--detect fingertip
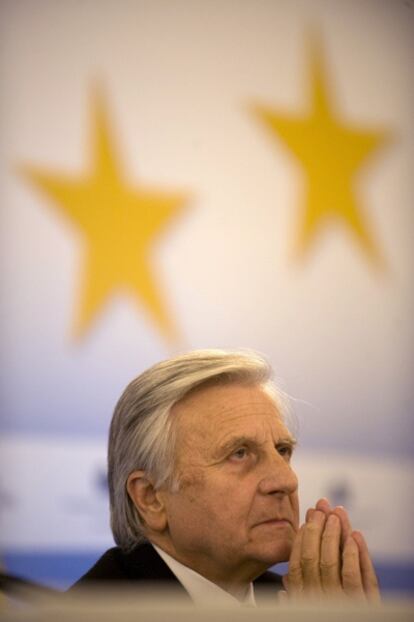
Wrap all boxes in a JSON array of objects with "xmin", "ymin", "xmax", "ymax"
[
  {"xmin": 332, "ymin": 505, "xmax": 350, "ymax": 523},
  {"xmin": 306, "ymin": 508, "xmax": 315, "ymax": 522},
  {"xmin": 316, "ymin": 497, "xmax": 331, "ymax": 512},
  {"xmin": 319, "ymin": 496, "xmax": 331, "ymax": 505}
]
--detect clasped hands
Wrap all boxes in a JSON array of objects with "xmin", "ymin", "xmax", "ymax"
[{"xmin": 284, "ymin": 498, "xmax": 380, "ymax": 602}]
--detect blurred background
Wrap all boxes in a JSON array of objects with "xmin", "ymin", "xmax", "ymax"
[{"xmin": 0, "ymin": 0, "xmax": 413, "ymax": 595}]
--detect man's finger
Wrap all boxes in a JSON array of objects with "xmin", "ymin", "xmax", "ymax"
[
  {"xmin": 320, "ymin": 513, "xmax": 342, "ymax": 593},
  {"xmin": 305, "ymin": 498, "xmax": 331, "ymax": 523},
  {"xmin": 332, "ymin": 505, "xmax": 353, "ymax": 548},
  {"xmin": 342, "ymin": 536, "xmax": 365, "ymax": 599},
  {"xmin": 316, "ymin": 498, "xmax": 332, "ymax": 515},
  {"xmin": 287, "ymin": 525, "xmax": 304, "ymax": 595},
  {"xmin": 352, "ymin": 530, "xmax": 381, "ymax": 603},
  {"xmin": 306, "ymin": 508, "xmax": 315, "ymax": 522},
  {"xmin": 300, "ymin": 510, "xmax": 326, "ymax": 591}
]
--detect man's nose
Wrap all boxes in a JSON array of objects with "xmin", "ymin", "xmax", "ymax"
[{"xmin": 258, "ymin": 451, "xmax": 298, "ymax": 496}]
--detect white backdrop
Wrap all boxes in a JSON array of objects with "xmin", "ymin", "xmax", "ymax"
[{"xmin": 0, "ymin": 0, "xmax": 413, "ymax": 592}]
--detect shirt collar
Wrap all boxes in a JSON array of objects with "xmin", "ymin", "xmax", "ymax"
[{"xmin": 152, "ymin": 544, "xmax": 257, "ymax": 607}]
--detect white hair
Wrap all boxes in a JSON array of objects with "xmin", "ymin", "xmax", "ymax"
[{"xmin": 108, "ymin": 348, "xmax": 288, "ymax": 551}]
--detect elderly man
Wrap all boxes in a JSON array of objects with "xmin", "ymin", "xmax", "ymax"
[{"xmin": 72, "ymin": 349, "xmax": 379, "ymax": 605}]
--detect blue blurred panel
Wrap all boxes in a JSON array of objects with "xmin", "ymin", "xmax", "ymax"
[
  {"xmin": 374, "ymin": 561, "xmax": 414, "ymax": 593},
  {"xmin": 3, "ymin": 551, "xmax": 414, "ymax": 594},
  {"xmin": 2, "ymin": 551, "xmax": 101, "ymax": 589}
]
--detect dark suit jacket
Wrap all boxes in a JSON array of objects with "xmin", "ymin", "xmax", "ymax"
[{"xmin": 70, "ymin": 542, "xmax": 283, "ymax": 603}]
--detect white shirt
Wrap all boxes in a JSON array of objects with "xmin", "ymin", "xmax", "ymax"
[{"xmin": 153, "ymin": 544, "xmax": 257, "ymax": 608}]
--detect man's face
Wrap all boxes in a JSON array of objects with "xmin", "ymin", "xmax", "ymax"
[{"xmin": 157, "ymin": 382, "xmax": 299, "ymax": 584}]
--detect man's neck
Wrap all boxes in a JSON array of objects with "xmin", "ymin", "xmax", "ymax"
[
  {"xmin": 148, "ymin": 535, "xmax": 265, "ymax": 599},
  {"xmin": 153, "ymin": 544, "xmax": 256, "ymax": 606}
]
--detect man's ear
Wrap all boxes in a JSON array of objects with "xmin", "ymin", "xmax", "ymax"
[{"xmin": 126, "ymin": 470, "xmax": 168, "ymax": 533}]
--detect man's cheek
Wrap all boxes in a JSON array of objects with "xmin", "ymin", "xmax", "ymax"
[
  {"xmin": 175, "ymin": 467, "xmax": 206, "ymax": 500},
  {"xmin": 211, "ymin": 492, "xmax": 247, "ymax": 527}
]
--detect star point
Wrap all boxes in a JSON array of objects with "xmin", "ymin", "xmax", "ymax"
[
  {"xmin": 20, "ymin": 88, "xmax": 189, "ymax": 341},
  {"xmin": 252, "ymin": 36, "xmax": 389, "ymax": 267}
]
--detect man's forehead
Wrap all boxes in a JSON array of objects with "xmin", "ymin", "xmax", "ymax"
[
  {"xmin": 212, "ymin": 409, "xmax": 293, "ymax": 447},
  {"xmin": 172, "ymin": 381, "xmax": 287, "ymax": 440},
  {"xmin": 175, "ymin": 380, "xmax": 276, "ymax": 411}
]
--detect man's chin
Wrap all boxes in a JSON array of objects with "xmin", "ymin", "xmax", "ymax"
[{"xmin": 250, "ymin": 541, "xmax": 292, "ymax": 567}]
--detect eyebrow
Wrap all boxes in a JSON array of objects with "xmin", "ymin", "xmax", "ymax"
[{"xmin": 214, "ymin": 434, "xmax": 297, "ymax": 459}]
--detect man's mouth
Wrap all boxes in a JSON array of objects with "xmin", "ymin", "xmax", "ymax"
[{"xmin": 256, "ymin": 518, "xmax": 292, "ymax": 527}]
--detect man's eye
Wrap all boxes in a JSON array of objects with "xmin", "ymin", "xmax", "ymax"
[
  {"xmin": 231, "ymin": 447, "xmax": 248, "ymax": 460},
  {"xmin": 277, "ymin": 445, "xmax": 293, "ymax": 459}
]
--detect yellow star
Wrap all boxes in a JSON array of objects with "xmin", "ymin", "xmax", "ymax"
[
  {"xmin": 252, "ymin": 37, "xmax": 388, "ymax": 266},
  {"xmin": 20, "ymin": 88, "xmax": 189, "ymax": 341}
]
